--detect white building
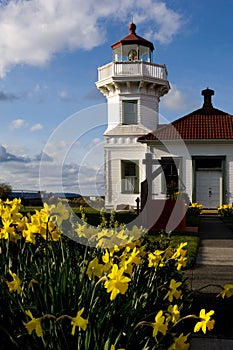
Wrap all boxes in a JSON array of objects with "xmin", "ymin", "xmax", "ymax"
[
  {"xmin": 97, "ymin": 23, "xmax": 233, "ymax": 210},
  {"xmin": 96, "ymin": 23, "xmax": 170, "ymax": 210},
  {"xmin": 138, "ymin": 87, "xmax": 233, "ymax": 209}
]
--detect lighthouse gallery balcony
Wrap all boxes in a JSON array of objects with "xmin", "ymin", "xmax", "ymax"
[{"xmin": 97, "ymin": 61, "xmax": 168, "ymax": 82}]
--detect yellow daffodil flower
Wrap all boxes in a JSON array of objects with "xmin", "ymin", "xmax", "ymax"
[
  {"xmin": 23, "ymin": 310, "xmax": 43, "ymax": 337},
  {"xmin": 71, "ymin": 307, "xmax": 88, "ymax": 335},
  {"xmin": 152, "ymin": 310, "xmax": 168, "ymax": 339},
  {"xmin": 86, "ymin": 257, "xmax": 104, "ymax": 280},
  {"xmin": 194, "ymin": 309, "xmax": 215, "ymax": 334},
  {"xmin": 217, "ymin": 284, "xmax": 233, "ymax": 299},
  {"xmin": 6, "ymin": 270, "xmax": 23, "ymax": 294},
  {"xmin": 164, "ymin": 279, "xmax": 182, "ymax": 302},
  {"xmin": 110, "ymin": 345, "xmax": 125, "ymax": 350},
  {"xmin": 172, "ymin": 242, "xmax": 187, "ymax": 260},
  {"xmin": 22, "ymin": 225, "xmax": 36, "ymax": 244},
  {"xmin": 176, "ymin": 256, "xmax": 187, "ymax": 271},
  {"xmin": 148, "ymin": 250, "xmax": 164, "ymax": 268},
  {"xmin": 0, "ymin": 220, "xmax": 20, "ymax": 242},
  {"xmin": 104, "ymin": 264, "xmax": 131, "ymax": 301},
  {"xmin": 49, "ymin": 201, "xmax": 70, "ymax": 227},
  {"xmin": 16, "ymin": 216, "xmax": 28, "ymax": 232},
  {"xmin": 168, "ymin": 333, "xmax": 190, "ymax": 350},
  {"xmin": 166, "ymin": 304, "xmax": 180, "ymax": 324}
]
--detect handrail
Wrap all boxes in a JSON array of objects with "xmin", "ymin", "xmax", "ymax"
[{"xmin": 98, "ymin": 61, "xmax": 168, "ymax": 81}]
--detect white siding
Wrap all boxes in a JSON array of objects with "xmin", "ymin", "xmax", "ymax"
[
  {"xmin": 148, "ymin": 141, "xmax": 233, "ymax": 205},
  {"xmin": 105, "ymin": 137, "xmax": 147, "ymax": 209}
]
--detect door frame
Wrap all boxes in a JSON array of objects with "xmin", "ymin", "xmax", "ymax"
[{"xmin": 192, "ymin": 156, "xmax": 226, "ymax": 206}]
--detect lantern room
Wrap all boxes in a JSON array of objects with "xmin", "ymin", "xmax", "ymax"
[{"xmin": 111, "ymin": 22, "xmax": 154, "ymax": 62}]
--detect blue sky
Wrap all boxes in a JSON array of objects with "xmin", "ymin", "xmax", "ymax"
[{"xmin": 0, "ymin": 0, "xmax": 233, "ymax": 195}]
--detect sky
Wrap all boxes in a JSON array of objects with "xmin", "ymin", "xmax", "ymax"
[{"xmin": 0, "ymin": 0, "xmax": 233, "ymax": 196}]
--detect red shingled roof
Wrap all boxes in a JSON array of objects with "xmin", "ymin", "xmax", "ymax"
[
  {"xmin": 138, "ymin": 91, "xmax": 233, "ymax": 142},
  {"xmin": 111, "ymin": 23, "xmax": 154, "ymax": 51}
]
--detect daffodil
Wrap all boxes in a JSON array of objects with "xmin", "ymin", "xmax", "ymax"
[
  {"xmin": 86, "ymin": 256, "xmax": 104, "ymax": 280},
  {"xmin": 194, "ymin": 309, "xmax": 215, "ymax": 334},
  {"xmin": 0, "ymin": 220, "xmax": 20, "ymax": 242},
  {"xmin": 6, "ymin": 270, "xmax": 23, "ymax": 294},
  {"xmin": 166, "ymin": 304, "xmax": 180, "ymax": 324},
  {"xmin": 110, "ymin": 345, "xmax": 125, "ymax": 350},
  {"xmin": 23, "ymin": 310, "xmax": 43, "ymax": 337},
  {"xmin": 164, "ymin": 279, "xmax": 182, "ymax": 302},
  {"xmin": 104, "ymin": 264, "xmax": 131, "ymax": 300},
  {"xmin": 168, "ymin": 333, "xmax": 190, "ymax": 350},
  {"xmin": 148, "ymin": 250, "xmax": 164, "ymax": 268},
  {"xmin": 172, "ymin": 242, "xmax": 187, "ymax": 259},
  {"xmin": 71, "ymin": 307, "xmax": 88, "ymax": 335},
  {"xmin": 217, "ymin": 284, "xmax": 233, "ymax": 299},
  {"xmin": 152, "ymin": 310, "xmax": 168, "ymax": 339},
  {"xmin": 176, "ymin": 255, "xmax": 187, "ymax": 271},
  {"xmin": 49, "ymin": 201, "xmax": 70, "ymax": 227},
  {"xmin": 22, "ymin": 224, "xmax": 36, "ymax": 244}
]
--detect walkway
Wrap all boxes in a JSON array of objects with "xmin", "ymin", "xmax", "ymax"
[{"xmin": 185, "ymin": 215, "xmax": 233, "ymax": 349}]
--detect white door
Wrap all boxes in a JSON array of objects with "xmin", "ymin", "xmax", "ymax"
[{"xmin": 196, "ymin": 170, "xmax": 222, "ymax": 208}]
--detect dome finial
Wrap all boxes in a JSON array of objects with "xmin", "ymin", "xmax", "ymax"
[{"xmin": 129, "ymin": 22, "xmax": 136, "ymax": 34}]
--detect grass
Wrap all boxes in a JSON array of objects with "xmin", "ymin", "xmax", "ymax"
[
  {"xmin": 146, "ymin": 230, "xmax": 200, "ymax": 269},
  {"xmin": 21, "ymin": 205, "xmax": 200, "ymax": 269},
  {"xmin": 20, "ymin": 206, "xmax": 138, "ymax": 226}
]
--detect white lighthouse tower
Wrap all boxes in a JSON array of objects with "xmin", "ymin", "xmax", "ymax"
[{"xmin": 96, "ymin": 23, "xmax": 170, "ymax": 210}]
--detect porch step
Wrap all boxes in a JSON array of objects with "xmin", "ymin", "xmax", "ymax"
[
  {"xmin": 196, "ymin": 246, "xmax": 233, "ymax": 265},
  {"xmin": 201, "ymin": 209, "xmax": 218, "ymax": 215}
]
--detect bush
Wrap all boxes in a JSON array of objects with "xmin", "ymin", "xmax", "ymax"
[
  {"xmin": 186, "ymin": 203, "xmax": 203, "ymax": 217},
  {"xmin": 0, "ymin": 182, "xmax": 12, "ymax": 200},
  {"xmin": 218, "ymin": 203, "xmax": 233, "ymax": 217}
]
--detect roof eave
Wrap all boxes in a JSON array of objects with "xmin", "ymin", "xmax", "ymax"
[{"xmin": 138, "ymin": 138, "xmax": 233, "ymax": 143}]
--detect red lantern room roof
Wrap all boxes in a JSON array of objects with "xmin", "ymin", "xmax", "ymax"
[{"xmin": 111, "ymin": 22, "xmax": 154, "ymax": 51}]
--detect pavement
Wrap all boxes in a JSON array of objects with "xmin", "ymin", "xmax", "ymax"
[{"xmin": 184, "ymin": 214, "xmax": 233, "ymax": 349}]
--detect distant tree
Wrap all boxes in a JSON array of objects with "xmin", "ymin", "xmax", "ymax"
[{"xmin": 0, "ymin": 183, "xmax": 12, "ymax": 200}]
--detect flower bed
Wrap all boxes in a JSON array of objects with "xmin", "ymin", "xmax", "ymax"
[
  {"xmin": 218, "ymin": 203, "xmax": 233, "ymax": 217},
  {"xmin": 186, "ymin": 203, "xmax": 204, "ymax": 217},
  {"xmin": 0, "ymin": 199, "xmax": 215, "ymax": 349}
]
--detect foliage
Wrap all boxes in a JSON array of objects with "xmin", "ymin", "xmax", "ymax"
[
  {"xmin": 186, "ymin": 203, "xmax": 204, "ymax": 217},
  {"xmin": 145, "ymin": 231, "xmax": 199, "ymax": 269},
  {"xmin": 218, "ymin": 203, "xmax": 233, "ymax": 217},
  {"xmin": 0, "ymin": 199, "xmax": 214, "ymax": 349},
  {"xmin": 0, "ymin": 182, "xmax": 12, "ymax": 200}
]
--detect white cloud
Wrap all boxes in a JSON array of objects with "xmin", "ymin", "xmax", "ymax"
[
  {"xmin": 0, "ymin": 0, "xmax": 184, "ymax": 77},
  {"xmin": 161, "ymin": 84, "xmax": 186, "ymax": 111},
  {"xmin": 87, "ymin": 137, "xmax": 102, "ymax": 150},
  {"xmin": 0, "ymin": 144, "xmax": 29, "ymax": 162},
  {"xmin": 58, "ymin": 90, "xmax": 68, "ymax": 99},
  {"xmin": 30, "ymin": 123, "xmax": 43, "ymax": 132},
  {"xmin": 10, "ymin": 118, "xmax": 28, "ymax": 130},
  {"xmin": 58, "ymin": 90, "xmax": 76, "ymax": 102},
  {"xmin": 0, "ymin": 143, "xmax": 103, "ymax": 194}
]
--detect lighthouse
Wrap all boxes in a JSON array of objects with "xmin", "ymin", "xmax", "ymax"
[{"xmin": 96, "ymin": 23, "xmax": 170, "ymax": 210}]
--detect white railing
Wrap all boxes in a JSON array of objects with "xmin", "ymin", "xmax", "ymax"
[{"xmin": 98, "ymin": 61, "xmax": 168, "ymax": 81}]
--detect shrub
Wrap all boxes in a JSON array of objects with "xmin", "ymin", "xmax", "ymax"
[
  {"xmin": 186, "ymin": 203, "xmax": 204, "ymax": 217},
  {"xmin": 218, "ymin": 203, "xmax": 233, "ymax": 217},
  {"xmin": 0, "ymin": 182, "xmax": 12, "ymax": 200}
]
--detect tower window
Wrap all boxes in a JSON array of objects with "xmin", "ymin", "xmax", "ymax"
[
  {"xmin": 122, "ymin": 100, "xmax": 138, "ymax": 125},
  {"xmin": 121, "ymin": 160, "xmax": 139, "ymax": 194}
]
